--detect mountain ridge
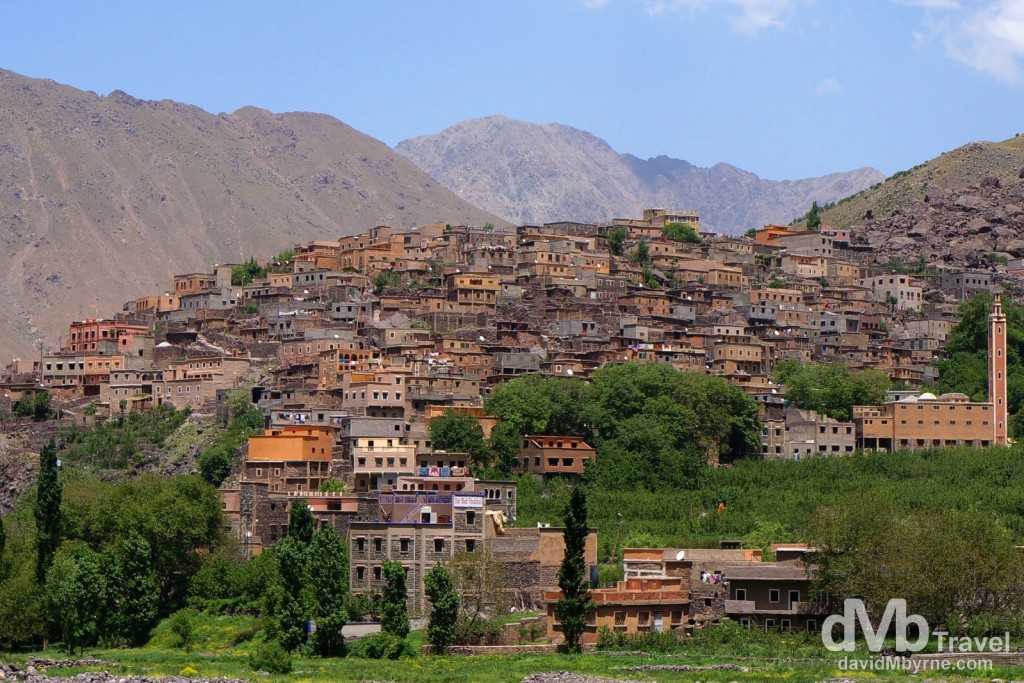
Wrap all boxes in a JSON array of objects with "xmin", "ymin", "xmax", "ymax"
[
  {"xmin": 0, "ymin": 68, "xmax": 503, "ymax": 360},
  {"xmin": 395, "ymin": 115, "xmax": 884, "ymax": 233}
]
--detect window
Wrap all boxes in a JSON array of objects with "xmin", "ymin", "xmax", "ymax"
[
  {"xmin": 769, "ymin": 589, "xmax": 780, "ymax": 603},
  {"xmin": 466, "ymin": 511, "xmax": 476, "ymax": 525},
  {"xmin": 765, "ymin": 618, "xmax": 776, "ymax": 630},
  {"xmin": 739, "ymin": 617, "xmax": 751, "ymax": 628},
  {"xmin": 400, "ymin": 539, "xmax": 409, "ymax": 552},
  {"xmin": 373, "ymin": 566, "xmax": 382, "ymax": 581},
  {"xmin": 807, "ymin": 619, "xmax": 818, "ymax": 633},
  {"xmin": 466, "ymin": 539, "xmax": 476, "ymax": 552},
  {"xmin": 356, "ymin": 566, "xmax": 365, "ymax": 580},
  {"xmin": 374, "ymin": 538, "xmax": 383, "ymax": 552},
  {"xmin": 781, "ymin": 619, "xmax": 792, "ymax": 631},
  {"xmin": 789, "ymin": 590, "xmax": 800, "ymax": 606},
  {"xmin": 433, "ymin": 538, "xmax": 444, "ymax": 553},
  {"xmin": 735, "ymin": 588, "xmax": 747, "ymax": 601}
]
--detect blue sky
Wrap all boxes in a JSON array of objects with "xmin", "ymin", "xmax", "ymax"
[{"xmin": 1, "ymin": 0, "xmax": 1022, "ymax": 180}]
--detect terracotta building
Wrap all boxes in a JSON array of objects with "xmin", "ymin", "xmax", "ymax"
[{"xmin": 516, "ymin": 435, "xmax": 596, "ymax": 481}]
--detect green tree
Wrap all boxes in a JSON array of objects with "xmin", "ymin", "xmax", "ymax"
[
  {"xmin": 773, "ymin": 359, "xmax": 891, "ymax": 422},
  {"xmin": 46, "ymin": 543, "xmax": 109, "ymax": 654},
  {"xmin": 273, "ymin": 535, "xmax": 309, "ymax": 652},
  {"xmin": 197, "ymin": 445, "xmax": 233, "ymax": 487},
  {"xmin": 607, "ymin": 226, "xmax": 627, "ymax": 256},
  {"xmin": 288, "ymin": 500, "xmax": 315, "ymax": 545},
  {"xmin": 555, "ymin": 486, "xmax": 591, "ymax": 653},
  {"xmin": 429, "ymin": 410, "xmax": 489, "ymax": 465},
  {"xmin": 380, "ymin": 559, "xmax": 409, "ymax": 639},
  {"xmin": 424, "ymin": 564, "xmax": 459, "ymax": 654},
  {"xmin": 318, "ymin": 477, "xmax": 349, "ymax": 493},
  {"xmin": 115, "ymin": 531, "xmax": 159, "ymax": 645},
  {"xmin": 35, "ymin": 437, "xmax": 62, "ymax": 583},
  {"xmin": 630, "ymin": 240, "xmax": 650, "ymax": 267},
  {"xmin": 806, "ymin": 201, "xmax": 822, "ymax": 230},
  {"xmin": 661, "ymin": 222, "xmax": 702, "ymax": 243},
  {"xmin": 231, "ymin": 258, "xmax": 268, "ymax": 286},
  {"xmin": 938, "ymin": 294, "xmax": 1024, "ymax": 437},
  {"xmin": 305, "ymin": 525, "xmax": 349, "ymax": 657}
]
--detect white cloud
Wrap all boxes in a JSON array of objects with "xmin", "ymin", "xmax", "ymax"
[
  {"xmin": 898, "ymin": 0, "xmax": 1024, "ymax": 86},
  {"xmin": 895, "ymin": 0, "xmax": 960, "ymax": 9},
  {"xmin": 815, "ymin": 76, "xmax": 841, "ymax": 94},
  {"xmin": 579, "ymin": 0, "xmax": 612, "ymax": 8},
  {"xmin": 944, "ymin": 0, "xmax": 1024, "ymax": 85},
  {"xmin": 639, "ymin": 0, "xmax": 801, "ymax": 35}
]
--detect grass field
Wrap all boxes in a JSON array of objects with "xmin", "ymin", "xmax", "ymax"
[{"xmin": 6, "ymin": 613, "xmax": 1022, "ymax": 683}]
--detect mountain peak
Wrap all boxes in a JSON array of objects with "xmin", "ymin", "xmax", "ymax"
[{"xmin": 396, "ymin": 118, "xmax": 883, "ymax": 231}]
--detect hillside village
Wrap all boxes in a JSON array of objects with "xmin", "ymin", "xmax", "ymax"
[{"xmin": 2, "ymin": 201, "xmax": 1018, "ymax": 644}]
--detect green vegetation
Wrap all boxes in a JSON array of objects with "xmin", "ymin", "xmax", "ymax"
[
  {"xmin": 424, "ymin": 564, "xmax": 458, "ymax": 654},
  {"xmin": 231, "ymin": 258, "xmax": 268, "ymax": 286},
  {"xmin": 34, "ymin": 438, "xmax": 62, "ymax": 582},
  {"xmin": 248, "ymin": 639, "xmax": 292, "ymax": 674},
  {"xmin": 14, "ymin": 391, "xmax": 52, "ymax": 420},
  {"xmin": 773, "ymin": 359, "xmax": 891, "ymax": 421},
  {"xmin": 555, "ymin": 486, "xmax": 591, "ymax": 653},
  {"xmin": 372, "ymin": 270, "xmax": 402, "ymax": 293},
  {"xmin": 381, "ymin": 559, "xmax": 410, "ymax": 639},
  {"xmin": 807, "ymin": 495, "xmax": 1024, "ymax": 630},
  {"xmin": 804, "ymin": 201, "xmax": 822, "ymax": 230},
  {"xmin": 606, "ymin": 226, "xmax": 626, "ymax": 256},
  {"xmin": 483, "ymin": 365, "xmax": 760, "ymax": 486},
  {"xmin": 629, "ymin": 239, "xmax": 650, "ymax": 266},
  {"xmin": 60, "ymin": 404, "xmax": 190, "ymax": 470},
  {"xmin": 937, "ymin": 293, "xmax": 1024, "ymax": 436},
  {"xmin": 989, "ymin": 252, "xmax": 1009, "ymax": 265},
  {"xmin": 197, "ymin": 390, "xmax": 263, "ymax": 487},
  {"xmin": 428, "ymin": 409, "xmax": 489, "ymax": 465},
  {"xmin": 0, "ymin": 472, "xmax": 224, "ymax": 649},
  {"xmin": 661, "ymin": 221, "xmax": 702, "ymax": 243}
]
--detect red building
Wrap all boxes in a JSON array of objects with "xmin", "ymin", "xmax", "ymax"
[{"xmin": 66, "ymin": 319, "xmax": 149, "ymax": 354}]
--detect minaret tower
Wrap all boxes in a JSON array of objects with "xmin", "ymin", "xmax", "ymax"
[{"xmin": 989, "ymin": 295, "xmax": 1008, "ymax": 446}]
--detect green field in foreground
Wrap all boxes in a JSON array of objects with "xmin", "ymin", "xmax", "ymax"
[
  {"xmin": 5, "ymin": 613, "xmax": 1020, "ymax": 683},
  {"xmin": 6, "ymin": 647, "xmax": 1020, "ymax": 683}
]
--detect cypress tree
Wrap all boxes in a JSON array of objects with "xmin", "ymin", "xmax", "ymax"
[
  {"xmin": 555, "ymin": 485, "xmax": 591, "ymax": 653},
  {"xmin": 35, "ymin": 438, "xmax": 62, "ymax": 583},
  {"xmin": 117, "ymin": 531, "xmax": 159, "ymax": 645}
]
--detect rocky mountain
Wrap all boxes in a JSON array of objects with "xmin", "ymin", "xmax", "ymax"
[
  {"xmin": 813, "ymin": 136, "xmax": 1024, "ymax": 230},
  {"xmin": 851, "ymin": 171, "xmax": 1024, "ymax": 271},
  {"xmin": 0, "ymin": 69, "xmax": 502, "ymax": 361},
  {"xmin": 394, "ymin": 115, "xmax": 884, "ymax": 234}
]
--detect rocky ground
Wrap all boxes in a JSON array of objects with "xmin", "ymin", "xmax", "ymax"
[{"xmin": 852, "ymin": 171, "xmax": 1024, "ymax": 271}]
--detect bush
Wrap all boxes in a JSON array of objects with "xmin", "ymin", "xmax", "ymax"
[
  {"xmin": 347, "ymin": 632, "xmax": 416, "ymax": 659},
  {"xmin": 595, "ymin": 625, "xmax": 682, "ymax": 652},
  {"xmin": 168, "ymin": 608, "xmax": 198, "ymax": 652},
  {"xmin": 248, "ymin": 640, "xmax": 293, "ymax": 674}
]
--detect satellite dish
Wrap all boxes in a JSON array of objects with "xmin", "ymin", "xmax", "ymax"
[
  {"xmin": 566, "ymin": 369, "xmax": 573, "ymax": 376},
  {"xmin": 675, "ymin": 550, "xmax": 686, "ymax": 561}
]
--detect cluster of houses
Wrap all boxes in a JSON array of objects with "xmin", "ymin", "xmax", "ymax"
[{"xmin": 1, "ymin": 206, "xmax": 1012, "ymax": 639}]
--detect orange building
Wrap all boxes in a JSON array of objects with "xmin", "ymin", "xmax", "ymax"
[
  {"xmin": 517, "ymin": 435, "xmax": 596, "ymax": 481},
  {"xmin": 244, "ymin": 425, "xmax": 334, "ymax": 493}
]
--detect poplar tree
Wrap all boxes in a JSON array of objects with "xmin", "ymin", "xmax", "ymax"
[
  {"xmin": 288, "ymin": 500, "xmax": 315, "ymax": 545},
  {"xmin": 424, "ymin": 564, "xmax": 459, "ymax": 654},
  {"xmin": 306, "ymin": 526, "xmax": 349, "ymax": 657},
  {"xmin": 555, "ymin": 485, "xmax": 591, "ymax": 653},
  {"xmin": 35, "ymin": 438, "xmax": 62, "ymax": 583},
  {"xmin": 117, "ymin": 531, "xmax": 159, "ymax": 645},
  {"xmin": 381, "ymin": 559, "xmax": 410, "ymax": 638}
]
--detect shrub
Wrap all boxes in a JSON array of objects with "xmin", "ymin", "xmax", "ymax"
[
  {"xmin": 248, "ymin": 640, "xmax": 293, "ymax": 674},
  {"xmin": 168, "ymin": 608, "xmax": 198, "ymax": 652},
  {"xmin": 347, "ymin": 632, "xmax": 416, "ymax": 659},
  {"xmin": 595, "ymin": 626, "xmax": 682, "ymax": 652}
]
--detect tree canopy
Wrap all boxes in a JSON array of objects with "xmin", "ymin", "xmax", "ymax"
[
  {"xmin": 937, "ymin": 293, "xmax": 1024, "ymax": 436},
  {"xmin": 429, "ymin": 410, "xmax": 489, "ymax": 465},
  {"xmin": 661, "ymin": 222, "xmax": 702, "ymax": 244},
  {"xmin": 773, "ymin": 359, "xmax": 891, "ymax": 422}
]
